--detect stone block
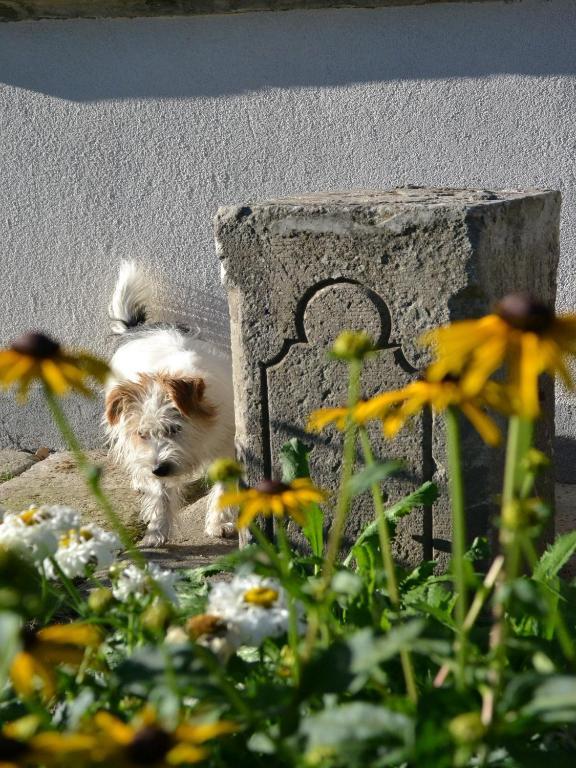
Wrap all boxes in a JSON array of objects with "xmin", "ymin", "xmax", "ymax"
[{"xmin": 215, "ymin": 188, "xmax": 560, "ymax": 566}]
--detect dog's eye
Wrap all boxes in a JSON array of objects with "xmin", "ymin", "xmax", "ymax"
[
  {"xmin": 138, "ymin": 430, "xmax": 150, "ymax": 441},
  {"xmin": 167, "ymin": 424, "xmax": 182, "ymax": 435}
]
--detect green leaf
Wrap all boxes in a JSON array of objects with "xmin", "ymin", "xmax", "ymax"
[
  {"xmin": 302, "ymin": 502, "xmax": 324, "ymax": 559},
  {"xmin": 521, "ymin": 676, "xmax": 576, "ymax": 722},
  {"xmin": 0, "ymin": 612, "xmax": 20, "ymax": 688},
  {"xmin": 301, "ymin": 701, "xmax": 413, "ymax": 751},
  {"xmin": 347, "ymin": 461, "xmax": 404, "ymax": 497},
  {"xmin": 279, "ymin": 438, "xmax": 311, "ymax": 482},
  {"xmin": 344, "ymin": 481, "xmax": 438, "ymax": 566},
  {"xmin": 348, "ymin": 621, "xmax": 425, "ymax": 676},
  {"xmin": 533, "ymin": 530, "xmax": 576, "ymax": 583}
]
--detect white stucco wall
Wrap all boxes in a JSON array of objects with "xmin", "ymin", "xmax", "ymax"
[{"xmin": 1, "ymin": 0, "xmax": 576, "ymax": 476}]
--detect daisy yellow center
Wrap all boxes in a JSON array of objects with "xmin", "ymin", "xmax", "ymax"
[
  {"xmin": 18, "ymin": 508, "xmax": 39, "ymax": 526},
  {"xmin": 59, "ymin": 528, "xmax": 93, "ymax": 548},
  {"xmin": 243, "ymin": 587, "xmax": 279, "ymax": 608}
]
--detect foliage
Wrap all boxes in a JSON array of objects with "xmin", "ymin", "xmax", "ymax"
[{"xmin": 2, "ymin": 299, "xmax": 576, "ymax": 765}]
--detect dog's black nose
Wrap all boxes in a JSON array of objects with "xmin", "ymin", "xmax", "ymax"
[{"xmin": 152, "ymin": 463, "xmax": 172, "ymax": 477}]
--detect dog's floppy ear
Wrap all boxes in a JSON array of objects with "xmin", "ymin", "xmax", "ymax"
[
  {"xmin": 165, "ymin": 377, "xmax": 216, "ymax": 420},
  {"xmin": 105, "ymin": 383, "xmax": 139, "ymax": 425}
]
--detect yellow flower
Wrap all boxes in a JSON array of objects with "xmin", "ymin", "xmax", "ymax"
[
  {"xmin": 306, "ymin": 407, "xmax": 350, "ymax": 433},
  {"xmin": 354, "ymin": 376, "xmax": 509, "ymax": 446},
  {"xmin": 92, "ymin": 707, "xmax": 237, "ymax": 766},
  {"xmin": 0, "ymin": 717, "xmax": 96, "ymax": 768},
  {"xmin": 218, "ymin": 478, "xmax": 326, "ymax": 529},
  {"xmin": 0, "ymin": 331, "xmax": 109, "ymax": 400},
  {"xmin": 422, "ymin": 294, "xmax": 576, "ymax": 418},
  {"xmin": 10, "ymin": 623, "xmax": 104, "ymax": 701}
]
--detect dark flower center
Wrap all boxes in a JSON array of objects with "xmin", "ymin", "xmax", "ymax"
[
  {"xmin": 0, "ymin": 734, "xmax": 29, "ymax": 760},
  {"xmin": 127, "ymin": 726, "xmax": 172, "ymax": 765},
  {"xmin": 495, "ymin": 294, "xmax": 554, "ymax": 333},
  {"xmin": 11, "ymin": 332, "xmax": 61, "ymax": 359},
  {"xmin": 254, "ymin": 480, "xmax": 291, "ymax": 495}
]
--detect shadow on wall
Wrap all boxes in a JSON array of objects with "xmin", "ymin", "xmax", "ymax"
[{"xmin": 0, "ymin": 1, "xmax": 575, "ymax": 101}]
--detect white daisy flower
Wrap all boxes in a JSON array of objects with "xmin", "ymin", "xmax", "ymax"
[
  {"xmin": 206, "ymin": 574, "xmax": 301, "ymax": 647},
  {"xmin": 0, "ymin": 504, "xmax": 81, "ymax": 562},
  {"xmin": 44, "ymin": 524, "xmax": 121, "ymax": 580},
  {"xmin": 111, "ymin": 562, "xmax": 179, "ymax": 605}
]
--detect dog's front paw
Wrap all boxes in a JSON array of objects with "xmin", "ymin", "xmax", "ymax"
[{"xmin": 139, "ymin": 529, "xmax": 167, "ymax": 548}]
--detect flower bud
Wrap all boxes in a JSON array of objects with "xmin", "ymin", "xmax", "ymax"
[
  {"xmin": 141, "ymin": 600, "xmax": 173, "ymax": 633},
  {"xmin": 88, "ymin": 587, "xmax": 114, "ymax": 615},
  {"xmin": 207, "ymin": 458, "xmax": 243, "ymax": 485},
  {"xmin": 502, "ymin": 498, "xmax": 549, "ymax": 532},
  {"xmin": 448, "ymin": 712, "xmax": 486, "ymax": 745},
  {"xmin": 521, "ymin": 449, "xmax": 551, "ymax": 474},
  {"xmin": 330, "ymin": 330, "xmax": 375, "ymax": 361}
]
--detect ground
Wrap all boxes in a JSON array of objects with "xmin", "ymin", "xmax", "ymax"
[
  {"xmin": 1, "ymin": 448, "xmax": 575, "ymax": 572},
  {"xmin": 0, "ymin": 449, "xmax": 237, "ymax": 570}
]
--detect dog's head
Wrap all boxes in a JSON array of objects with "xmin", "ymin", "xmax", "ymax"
[{"xmin": 105, "ymin": 373, "xmax": 216, "ymax": 480}]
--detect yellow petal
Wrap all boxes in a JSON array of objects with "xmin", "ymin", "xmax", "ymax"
[
  {"xmin": 0, "ymin": 356, "xmax": 35, "ymax": 386},
  {"xmin": 306, "ymin": 407, "xmax": 348, "ymax": 433},
  {"xmin": 39, "ymin": 359, "xmax": 71, "ymax": 395},
  {"xmin": 93, "ymin": 711, "xmax": 134, "ymax": 745},
  {"xmin": 176, "ymin": 721, "xmax": 238, "ymax": 744},
  {"xmin": 460, "ymin": 404, "xmax": 501, "ymax": 446},
  {"xmin": 518, "ymin": 333, "xmax": 542, "ymax": 418},
  {"xmin": 166, "ymin": 743, "xmax": 208, "ymax": 764},
  {"xmin": 29, "ymin": 732, "xmax": 97, "ymax": 755},
  {"xmin": 10, "ymin": 652, "xmax": 55, "ymax": 700},
  {"xmin": 37, "ymin": 623, "xmax": 103, "ymax": 648}
]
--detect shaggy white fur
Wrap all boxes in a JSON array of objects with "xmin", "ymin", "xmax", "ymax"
[{"xmin": 104, "ymin": 262, "xmax": 236, "ymax": 547}]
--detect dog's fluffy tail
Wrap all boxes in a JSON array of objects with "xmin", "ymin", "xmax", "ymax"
[{"xmin": 109, "ymin": 261, "xmax": 152, "ymax": 335}]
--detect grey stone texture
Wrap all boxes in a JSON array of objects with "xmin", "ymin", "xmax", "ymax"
[
  {"xmin": 216, "ymin": 187, "xmax": 560, "ymax": 566},
  {"xmin": 0, "ymin": 451, "xmax": 236, "ymax": 569},
  {"xmin": 0, "ymin": 449, "xmax": 38, "ymax": 481},
  {"xmin": 0, "ymin": 1, "xmax": 493, "ymax": 23}
]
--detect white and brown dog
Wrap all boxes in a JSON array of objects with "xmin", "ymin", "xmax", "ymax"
[{"xmin": 104, "ymin": 262, "xmax": 236, "ymax": 547}]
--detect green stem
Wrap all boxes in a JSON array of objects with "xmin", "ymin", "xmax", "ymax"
[
  {"xmin": 491, "ymin": 415, "xmax": 535, "ymax": 704},
  {"xmin": 445, "ymin": 406, "xmax": 467, "ymax": 689},
  {"xmin": 47, "ymin": 557, "xmax": 85, "ymax": 615},
  {"xmin": 358, "ymin": 426, "xmax": 417, "ymax": 703},
  {"xmin": 249, "ymin": 521, "xmax": 285, "ymax": 574},
  {"xmin": 194, "ymin": 644, "xmax": 252, "ymax": 718},
  {"xmin": 322, "ymin": 360, "xmax": 362, "ymax": 587},
  {"xmin": 42, "ymin": 384, "xmax": 145, "ymax": 570},
  {"xmin": 277, "ymin": 521, "xmax": 302, "ymax": 686}
]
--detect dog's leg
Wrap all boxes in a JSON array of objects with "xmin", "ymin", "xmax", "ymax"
[
  {"xmin": 204, "ymin": 482, "xmax": 237, "ymax": 539},
  {"xmin": 139, "ymin": 482, "xmax": 178, "ymax": 548}
]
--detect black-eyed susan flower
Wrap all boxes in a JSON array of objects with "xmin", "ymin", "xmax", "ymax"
[
  {"xmin": 218, "ymin": 478, "xmax": 326, "ymax": 529},
  {"xmin": 422, "ymin": 294, "xmax": 576, "ymax": 418},
  {"xmin": 0, "ymin": 331, "xmax": 109, "ymax": 400},
  {"xmin": 0, "ymin": 716, "xmax": 96, "ymax": 768},
  {"xmin": 10, "ymin": 623, "xmax": 104, "ymax": 700},
  {"xmin": 91, "ymin": 707, "xmax": 237, "ymax": 767},
  {"xmin": 353, "ymin": 376, "xmax": 510, "ymax": 446}
]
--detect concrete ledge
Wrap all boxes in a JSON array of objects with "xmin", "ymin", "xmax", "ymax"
[{"xmin": 0, "ymin": 0, "xmax": 503, "ymax": 23}]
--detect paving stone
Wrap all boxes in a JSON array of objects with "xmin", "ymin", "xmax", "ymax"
[
  {"xmin": 0, "ymin": 451, "xmax": 237, "ymax": 568},
  {"xmin": 0, "ymin": 449, "xmax": 38, "ymax": 482},
  {"xmin": 216, "ymin": 187, "xmax": 560, "ymax": 566}
]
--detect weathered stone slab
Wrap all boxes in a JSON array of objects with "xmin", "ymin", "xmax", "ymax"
[
  {"xmin": 216, "ymin": 187, "xmax": 560, "ymax": 566},
  {"xmin": 0, "ymin": 449, "xmax": 38, "ymax": 482}
]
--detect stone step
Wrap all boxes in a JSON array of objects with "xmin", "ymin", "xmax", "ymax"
[
  {"xmin": 0, "ymin": 448, "xmax": 40, "ymax": 482},
  {"xmin": 0, "ymin": 450, "xmax": 237, "ymax": 571}
]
